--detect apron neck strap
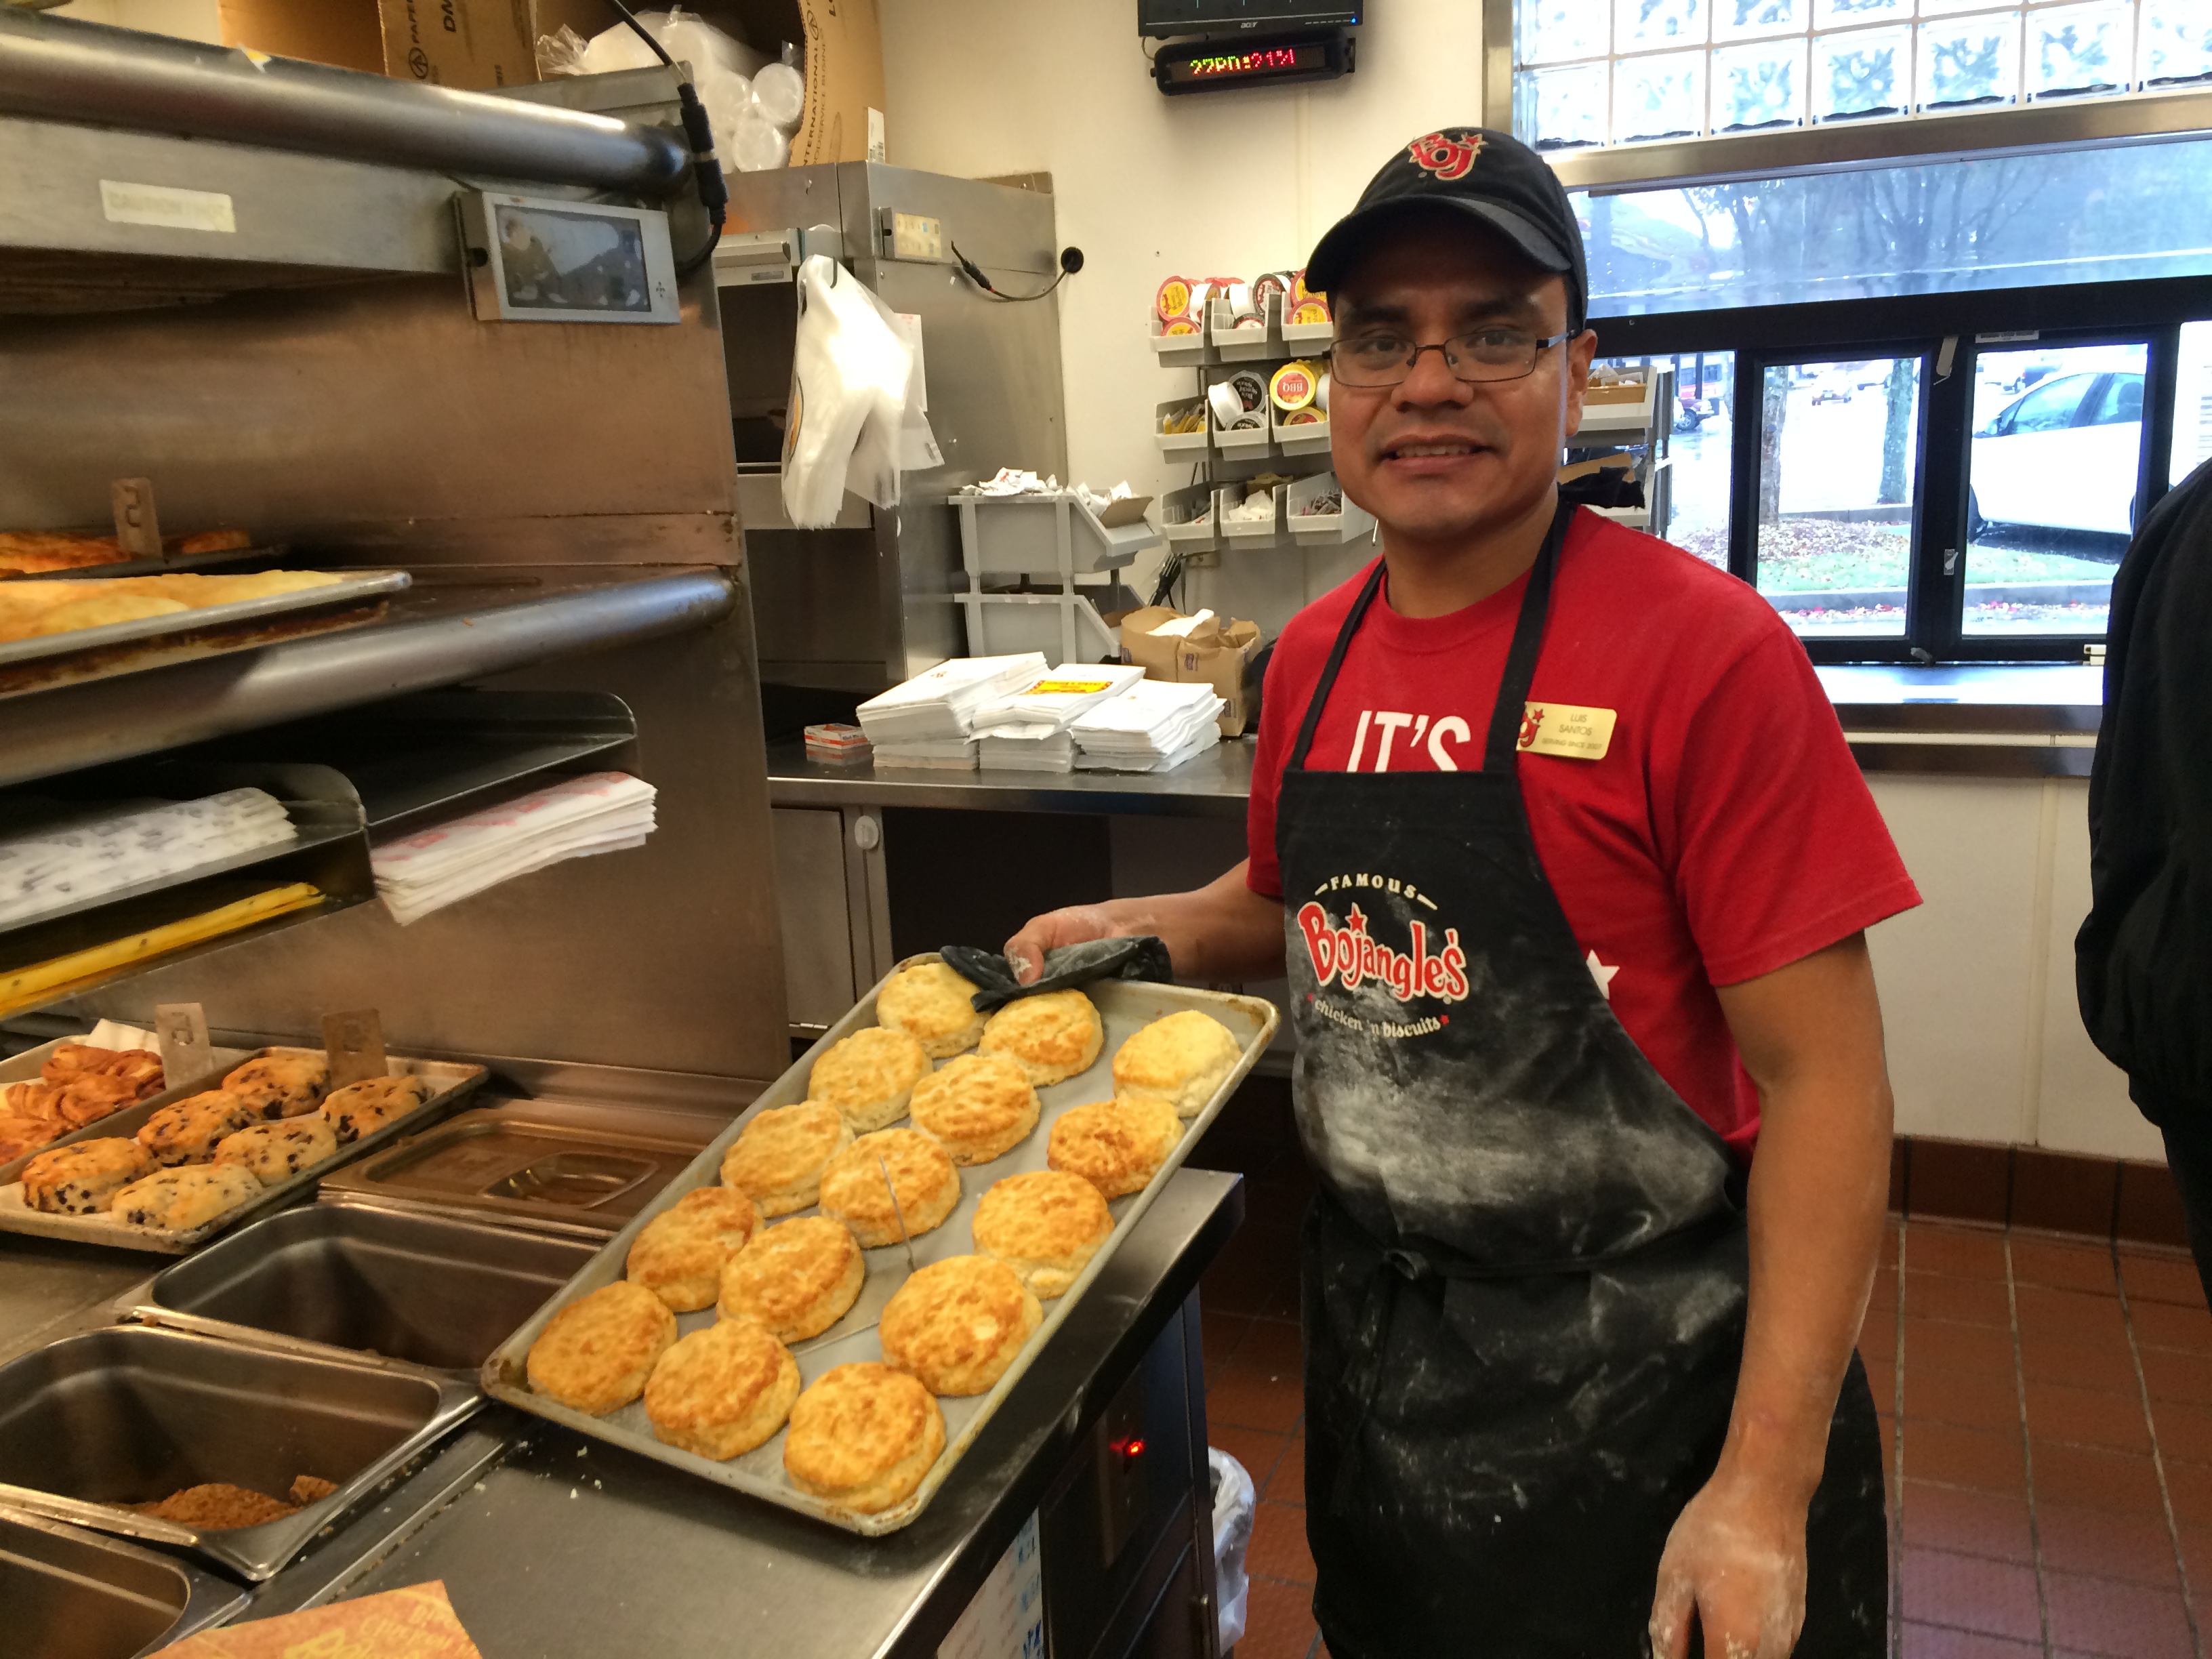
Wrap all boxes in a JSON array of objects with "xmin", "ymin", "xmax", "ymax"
[
  {"xmin": 1481, "ymin": 500, "xmax": 1575, "ymax": 773},
  {"xmin": 1286, "ymin": 499, "xmax": 1580, "ymax": 775}
]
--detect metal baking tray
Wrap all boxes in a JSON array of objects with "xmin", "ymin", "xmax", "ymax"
[
  {"xmin": 317, "ymin": 1098, "xmax": 722, "ymax": 1239},
  {"xmin": 131, "ymin": 1198, "xmax": 600, "ymax": 1378},
  {"xmin": 0, "ymin": 570, "xmax": 409, "ymax": 668},
  {"xmin": 0, "ymin": 1048, "xmax": 487, "ymax": 1254},
  {"xmin": 483, "ymin": 960, "xmax": 1278, "ymax": 1536},
  {"xmin": 0, "ymin": 1507, "xmax": 247, "ymax": 1659},
  {"xmin": 0, "ymin": 1033, "xmax": 255, "ymax": 1185},
  {"xmin": 0, "ymin": 1324, "xmax": 478, "ymax": 1582},
  {"xmin": 0, "ymin": 542, "xmax": 291, "ymax": 583}
]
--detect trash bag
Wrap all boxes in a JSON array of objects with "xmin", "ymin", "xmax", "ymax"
[
  {"xmin": 1208, "ymin": 1446, "xmax": 1256, "ymax": 1651},
  {"xmin": 781, "ymin": 256, "xmax": 941, "ymax": 527}
]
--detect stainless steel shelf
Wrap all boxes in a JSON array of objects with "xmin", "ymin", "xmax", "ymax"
[
  {"xmin": 0, "ymin": 571, "xmax": 734, "ymax": 792},
  {"xmin": 767, "ymin": 737, "xmax": 1256, "ymax": 819}
]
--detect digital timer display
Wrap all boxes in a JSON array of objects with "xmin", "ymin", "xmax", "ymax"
[{"xmin": 1163, "ymin": 41, "xmax": 1323, "ymax": 83}]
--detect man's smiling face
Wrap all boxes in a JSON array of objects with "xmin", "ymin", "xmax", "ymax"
[{"xmin": 1328, "ymin": 211, "xmax": 1596, "ymax": 552}]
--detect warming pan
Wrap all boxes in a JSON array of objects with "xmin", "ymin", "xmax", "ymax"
[
  {"xmin": 0, "ymin": 1325, "xmax": 476, "ymax": 1581},
  {"xmin": 0, "ymin": 1508, "xmax": 246, "ymax": 1658},
  {"xmin": 133, "ymin": 1200, "xmax": 599, "ymax": 1377}
]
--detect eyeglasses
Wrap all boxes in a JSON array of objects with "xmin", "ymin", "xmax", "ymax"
[{"xmin": 1326, "ymin": 328, "xmax": 1574, "ymax": 389}]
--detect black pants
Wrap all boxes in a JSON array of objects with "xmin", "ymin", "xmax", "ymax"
[{"xmin": 2159, "ymin": 1111, "xmax": 2212, "ymax": 1308}]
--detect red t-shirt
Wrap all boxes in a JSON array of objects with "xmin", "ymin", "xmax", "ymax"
[{"xmin": 1246, "ymin": 510, "xmax": 1920, "ymax": 1160}]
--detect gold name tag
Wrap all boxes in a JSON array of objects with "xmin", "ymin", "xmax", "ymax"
[{"xmin": 1519, "ymin": 702, "xmax": 1617, "ymax": 760}]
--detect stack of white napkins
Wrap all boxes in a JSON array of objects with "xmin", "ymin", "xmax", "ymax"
[
  {"xmin": 975, "ymin": 663, "xmax": 1147, "ymax": 773},
  {"xmin": 1071, "ymin": 680, "xmax": 1227, "ymax": 772},
  {"xmin": 857, "ymin": 653, "xmax": 1047, "ymax": 770},
  {"xmin": 0, "ymin": 789, "xmax": 297, "ymax": 928},
  {"xmin": 371, "ymin": 772, "xmax": 656, "ymax": 926}
]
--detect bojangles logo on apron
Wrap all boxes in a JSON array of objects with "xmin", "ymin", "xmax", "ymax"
[{"xmin": 1296, "ymin": 886, "xmax": 1470, "ymax": 1004}]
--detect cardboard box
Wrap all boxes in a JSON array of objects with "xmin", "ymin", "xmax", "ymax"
[
  {"xmin": 218, "ymin": 0, "xmax": 534, "ymax": 89},
  {"xmin": 381, "ymin": 0, "xmax": 539, "ymax": 89},
  {"xmin": 1121, "ymin": 607, "xmax": 1265, "ymax": 739},
  {"xmin": 543, "ymin": 0, "xmax": 886, "ymax": 164},
  {"xmin": 220, "ymin": 0, "xmax": 884, "ymax": 161}
]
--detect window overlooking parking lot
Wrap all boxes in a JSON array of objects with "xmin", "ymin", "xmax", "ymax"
[{"xmin": 1962, "ymin": 342, "xmax": 2146, "ymax": 636}]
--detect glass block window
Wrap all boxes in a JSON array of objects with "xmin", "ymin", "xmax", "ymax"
[{"xmin": 1513, "ymin": 0, "xmax": 2210, "ymax": 149}]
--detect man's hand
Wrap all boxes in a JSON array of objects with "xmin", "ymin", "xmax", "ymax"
[
  {"xmin": 1001, "ymin": 860, "xmax": 1286, "ymax": 986},
  {"xmin": 1647, "ymin": 1465, "xmax": 1809, "ymax": 1658},
  {"xmin": 1648, "ymin": 931, "xmax": 1893, "ymax": 1656},
  {"xmin": 1004, "ymin": 903, "xmax": 1148, "ymax": 986}
]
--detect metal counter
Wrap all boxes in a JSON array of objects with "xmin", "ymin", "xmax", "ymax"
[
  {"xmin": 769, "ymin": 739, "xmax": 1256, "ymax": 819},
  {"xmin": 237, "ymin": 1168, "xmax": 1244, "ymax": 1658},
  {"xmin": 766, "ymin": 663, "xmax": 2108, "ymax": 815}
]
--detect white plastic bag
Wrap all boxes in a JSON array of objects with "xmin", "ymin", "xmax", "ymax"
[
  {"xmin": 1208, "ymin": 1447, "xmax": 1256, "ymax": 1652},
  {"xmin": 782, "ymin": 256, "xmax": 941, "ymax": 527}
]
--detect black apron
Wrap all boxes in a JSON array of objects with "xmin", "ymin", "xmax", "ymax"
[{"xmin": 1275, "ymin": 503, "xmax": 1887, "ymax": 1658}]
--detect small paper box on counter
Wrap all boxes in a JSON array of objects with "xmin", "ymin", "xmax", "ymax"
[{"xmin": 1119, "ymin": 607, "xmax": 1264, "ymax": 738}]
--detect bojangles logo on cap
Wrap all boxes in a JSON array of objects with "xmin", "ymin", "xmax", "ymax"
[{"xmin": 1407, "ymin": 129, "xmax": 1484, "ymax": 182}]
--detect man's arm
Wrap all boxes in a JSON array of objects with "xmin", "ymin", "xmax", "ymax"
[
  {"xmin": 1649, "ymin": 931, "xmax": 1895, "ymax": 1659},
  {"xmin": 1004, "ymin": 860, "xmax": 1286, "ymax": 985}
]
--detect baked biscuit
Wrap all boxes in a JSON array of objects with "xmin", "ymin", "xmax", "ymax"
[
  {"xmin": 321, "ymin": 1074, "xmax": 431, "ymax": 1143},
  {"xmin": 627, "ymin": 1185, "xmax": 761, "ymax": 1312},
  {"xmin": 525, "ymin": 1280, "xmax": 677, "ymax": 1416},
  {"xmin": 1045, "ymin": 1099, "xmax": 1182, "ymax": 1200},
  {"xmin": 138, "ymin": 1091, "xmax": 255, "ymax": 1167},
  {"xmin": 783, "ymin": 1362, "xmax": 945, "ymax": 1515},
  {"xmin": 112, "ymin": 1164, "xmax": 263, "ymax": 1231},
  {"xmin": 717, "ymin": 1215, "xmax": 865, "ymax": 1342},
  {"xmin": 907, "ymin": 1054, "xmax": 1040, "ymax": 1166},
  {"xmin": 817, "ymin": 1129, "xmax": 960, "ymax": 1249},
  {"xmin": 808, "ymin": 1027, "xmax": 931, "ymax": 1133},
  {"xmin": 972, "ymin": 1170, "xmax": 1115, "ymax": 1298},
  {"xmin": 879, "ymin": 1256, "xmax": 1042, "ymax": 1397},
  {"xmin": 644, "ymin": 1318, "xmax": 801, "ymax": 1460},
  {"xmin": 978, "ymin": 990, "xmax": 1104, "ymax": 1087},
  {"xmin": 215, "ymin": 1118, "xmax": 338, "ymax": 1183},
  {"xmin": 875, "ymin": 961, "xmax": 987, "ymax": 1059},
  {"xmin": 720, "ymin": 1101, "xmax": 852, "ymax": 1216},
  {"xmin": 1111, "ymin": 1010, "xmax": 1244, "ymax": 1118},
  {"xmin": 222, "ymin": 1054, "xmax": 329, "ymax": 1120},
  {"xmin": 21, "ymin": 1138, "xmax": 150, "ymax": 1214}
]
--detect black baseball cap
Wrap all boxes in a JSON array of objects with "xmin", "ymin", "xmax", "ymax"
[{"xmin": 1305, "ymin": 127, "xmax": 1588, "ymax": 331}]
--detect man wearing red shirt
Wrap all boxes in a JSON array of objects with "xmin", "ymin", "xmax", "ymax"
[{"xmin": 1010, "ymin": 127, "xmax": 1916, "ymax": 1657}]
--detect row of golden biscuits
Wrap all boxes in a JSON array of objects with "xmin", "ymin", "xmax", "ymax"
[
  {"xmin": 0, "ymin": 571, "xmax": 344, "ymax": 645},
  {"xmin": 522, "ymin": 964, "xmax": 1247, "ymax": 1515},
  {"xmin": 16, "ymin": 1053, "xmax": 430, "ymax": 1230}
]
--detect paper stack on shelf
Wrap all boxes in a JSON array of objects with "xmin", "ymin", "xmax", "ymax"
[
  {"xmin": 857, "ymin": 652, "xmax": 1048, "ymax": 770},
  {"xmin": 1071, "ymin": 680, "xmax": 1227, "ymax": 773},
  {"xmin": 0, "ymin": 789, "xmax": 298, "ymax": 928},
  {"xmin": 974, "ymin": 663, "xmax": 1147, "ymax": 773},
  {"xmin": 873, "ymin": 738, "xmax": 981, "ymax": 772},
  {"xmin": 371, "ymin": 772, "xmax": 656, "ymax": 926}
]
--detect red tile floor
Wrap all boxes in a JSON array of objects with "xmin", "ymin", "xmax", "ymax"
[{"xmin": 1189, "ymin": 1091, "xmax": 2212, "ymax": 1659}]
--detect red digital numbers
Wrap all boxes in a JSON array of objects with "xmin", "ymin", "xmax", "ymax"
[{"xmin": 1189, "ymin": 46, "xmax": 1300, "ymax": 76}]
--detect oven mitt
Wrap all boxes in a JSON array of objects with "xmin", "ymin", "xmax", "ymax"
[{"xmin": 941, "ymin": 937, "xmax": 1174, "ymax": 1012}]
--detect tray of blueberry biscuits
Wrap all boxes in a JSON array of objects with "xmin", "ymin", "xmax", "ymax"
[
  {"xmin": 0, "ymin": 1046, "xmax": 486, "ymax": 1254},
  {"xmin": 483, "ymin": 953, "xmax": 1278, "ymax": 1537}
]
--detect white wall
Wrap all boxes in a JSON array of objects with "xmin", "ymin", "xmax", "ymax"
[
  {"xmin": 1865, "ymin": 774, "xmax": 2155, "ymax": 1162},
  {"xmin": 877, "ymin": 1, "xmax": 1486, "ymax": 541}
]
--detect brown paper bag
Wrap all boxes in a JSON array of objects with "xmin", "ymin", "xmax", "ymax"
[
  {"xmin": 150, "ymin": 1581, "xmax": 485, "ymax": 1658},
  {"xmin": 1120, "ymin": 607, "xmax": 1265, "ymax": 737}
]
